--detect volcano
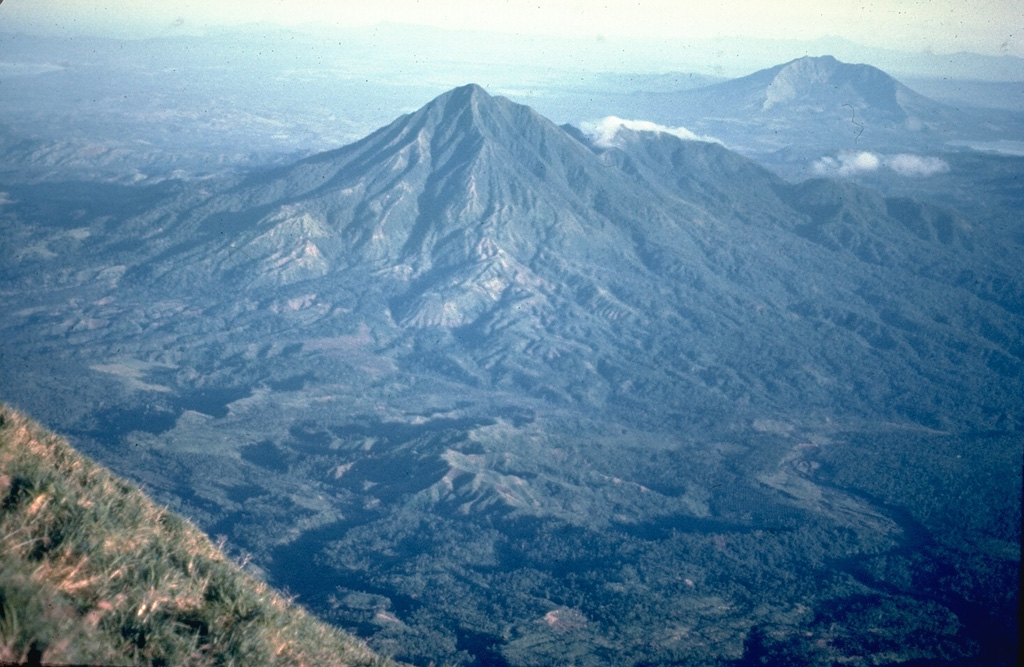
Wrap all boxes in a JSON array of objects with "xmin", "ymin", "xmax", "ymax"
[
  {"xmin": 90, "ymin": 83, "xmax": 1017, "ymax": 428},
  {"xmin": 0, "ymin": 83, "xmax": 1020, "ymax": 666},
  {"xmin": 622, "ymin": 55, "xmax": 1000, "ymax": 155}
]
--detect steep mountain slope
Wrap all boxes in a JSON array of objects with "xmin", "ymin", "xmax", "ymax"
[
  {"xmin": 0, "ymin": 85, "xmax": 1020, "ymax": 666},
  {"xmin": 0, "ymin": 404, "xmax": 395, "ymax": 667}
]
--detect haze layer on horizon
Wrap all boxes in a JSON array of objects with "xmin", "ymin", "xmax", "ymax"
[{"xmin": 4, "ymin": 0, "xmax": 1022, "ymax": 59}]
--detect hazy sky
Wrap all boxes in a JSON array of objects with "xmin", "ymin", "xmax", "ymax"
[{"xmin": 3, "ymin": 0, "xmax": 1022, "ymax": 57}]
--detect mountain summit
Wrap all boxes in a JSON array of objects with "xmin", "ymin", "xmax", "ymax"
[
  {"xmin": 754, "ymin": 55, "xmax": 931, "ymax": 118},
  {"xmin": 175, "ymin": 83, "xmax": 626, "ymax": 272}
]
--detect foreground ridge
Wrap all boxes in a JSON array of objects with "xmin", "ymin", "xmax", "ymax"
[{"xmin": 0, "ymin": 404, "xmax": 397, "ymax": 667}]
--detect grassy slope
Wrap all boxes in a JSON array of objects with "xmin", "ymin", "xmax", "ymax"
[{"xmin": 0, "ymin": 404, "xmax": 397, "ymax": 667}]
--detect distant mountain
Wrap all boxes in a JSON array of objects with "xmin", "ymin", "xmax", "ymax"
[
  {"xmin": 623, "ymin": 55, "xmax": 1024, "ymax": 155},
  {"xmin": 682, "ymin": 55, "xmax": 940, "ymax": 121},
  {"xmin": 0, "ymin": 84, "xmax": 1020, "ymax": 667}
]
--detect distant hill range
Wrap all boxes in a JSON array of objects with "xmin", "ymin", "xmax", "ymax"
[{"xmin": 0, "ymin": 51, "xmax": 1020, "ymax": 185}]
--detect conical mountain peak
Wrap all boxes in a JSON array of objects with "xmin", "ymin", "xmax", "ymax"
[
  {"xmin": 300, "ymin": 84, "xmax": 522, "ymax": 168},
  {"xmin": 418, "ymin": 84, "xmax": 511, "ymax": 124},
  {"xmin": 411, "ymin": 83, "xmax": 547, "ymax": 145},
  {"xmin": 193, "ymin": 82, "xmax": 626, "ymax": 286},
  {"xmin": 372, "ymin": 83, "xmax": 606, "ymax": 199},
  {"xmin": 438, "ymin": 83, "xmax": 492, "ymax": 106}
]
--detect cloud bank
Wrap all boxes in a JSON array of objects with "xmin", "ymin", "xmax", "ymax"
[
  {"xmin": 813, "ymin": 150, "xmax": 949, "ymax": 177},
  {"xmin": 581, "ymin": 117, "xmax": 717, "ymax": 148}
]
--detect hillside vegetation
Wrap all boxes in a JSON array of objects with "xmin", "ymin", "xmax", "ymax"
[{"xmin": 0, "ymin": 404, "xmax": 396, "ymax": 667}]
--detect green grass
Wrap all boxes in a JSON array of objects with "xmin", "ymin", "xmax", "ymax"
[{"xmin": 0, "ymin": 404, "xmax": 398, "ymax": 666}]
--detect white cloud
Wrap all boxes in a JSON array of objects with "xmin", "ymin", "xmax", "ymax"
[
  {"xmin": 581, "ymin": 116, "xmax": 717, "ymax": 148},
  {"xmin": 847, "ymin": 151, "xmax": 881, "ymax": 172},
  {"xmin": 886, "ymin": 153, "xmax": 950, "ymax": 177},
  {"xmin": 813, "ymin": 151, "xmax": 948, "ymax": 178},
  {"xmin": 812, "ymin": 150, "xmax": 881, "ymax": 176}
]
